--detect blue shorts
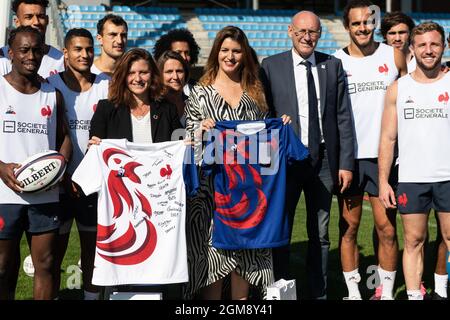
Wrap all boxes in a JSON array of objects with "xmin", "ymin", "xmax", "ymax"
[
  {"xmin": 59, "ymin": 193, "xmax": 97, "ymax": 234},
  {"xmin": 397, "ymin": 181, "xmax": 450, "ymax": 214},
  {"xmin": 0, "ymin": 203, "xmax": 60, "ymax": 239},
  {"xmin": 344, "ymin": 159, "xmax": 398, "ymax": 197}
]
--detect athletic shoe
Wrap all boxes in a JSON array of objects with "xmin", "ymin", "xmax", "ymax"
[
  {"xmin": 431, "ymin": 292, "xmax": 447, "ymax": 300},
  {"xmin": 343, "ymin": 296, "xmax": 362, "ymax": 300},
  {"xmin": 421, "ymin": 283, "xmax": 432, "ymax": 300},
  {"xmin": 369, "ymin": 285, "xmax": 394, "ymax": 300}
]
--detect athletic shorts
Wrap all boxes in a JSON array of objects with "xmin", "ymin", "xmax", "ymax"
[
  {"xmin": 344, "ymin": 158, "xmax": 398, "ymax": 197},
  {"xmin": 396, "ymin": 180, "xmax": 450, "ymax": 214},
  {"xmin": 59, "ymin": 193, "xmax": 97, "ymax": 234},
  {"xmin": 0, "ymin": 203, "xmax": 60, "ymax": 239}
]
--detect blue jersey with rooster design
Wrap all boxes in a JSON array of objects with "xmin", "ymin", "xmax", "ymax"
[{"xmin": 202, "ymin": 118, "xmax": 309, "ymax": 249}]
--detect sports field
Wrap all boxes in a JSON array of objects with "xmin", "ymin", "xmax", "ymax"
[{"xmin": 15, "ymin": 196, "xmax": 440, "ymax": 300}]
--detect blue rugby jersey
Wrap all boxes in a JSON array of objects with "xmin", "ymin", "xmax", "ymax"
[{"xmin": 202, "ymin": 118, "xmax": 309, "ymax": 249}]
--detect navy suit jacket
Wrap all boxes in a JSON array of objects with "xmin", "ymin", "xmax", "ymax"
[{"xmin": 261, "ymin": 50, "xmax": 354, "ymax": 187}]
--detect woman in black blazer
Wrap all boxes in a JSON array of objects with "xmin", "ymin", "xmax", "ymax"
[{"xmin": 89, "ymin": 48, "xmax": 182, "ymax": 144}]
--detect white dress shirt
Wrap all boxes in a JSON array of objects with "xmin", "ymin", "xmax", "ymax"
[{"xmin": 292, "ymin": 49, "xmax": 323, "ymax": 147}]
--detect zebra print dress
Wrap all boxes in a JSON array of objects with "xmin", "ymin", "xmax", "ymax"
[{"xmin": 183, "ymin": 84, "xmax": 274, "ymax": 299}]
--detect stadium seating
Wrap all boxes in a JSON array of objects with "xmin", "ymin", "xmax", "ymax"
[
  {"xmin": 194, "ymin": 8, "xmax": 340, "ymax": 58},
  {"xmin": 58, "ymin": 5, "xmax": 450, "ymax": 60},
  {"xmin": 60, "ymin": 5, "xmax": 186, "ymax": 54}
]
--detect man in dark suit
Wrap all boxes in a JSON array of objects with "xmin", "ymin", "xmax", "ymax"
[{"xmin": 261, "ymin": 11, "xmax": 354, "ymax": 299}]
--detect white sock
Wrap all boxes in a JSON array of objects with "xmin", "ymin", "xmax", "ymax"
[
  {"xmin": 84, "ymin": 290, "xmax": 100, "ymax": 300},
  {"xmin": 343, "ymin": 269, "xmax": 361, "ymax": 298},
  {"xmin": 378, "ymin": 266, "xmax": 396, "ymax": 299},
  {"xmin": 407, "ymin": 289, "xmax": 423, "ymax": 300},
  {"xmin": 434, "ymin": 273, "xmax": 448, "ymax": 298}
]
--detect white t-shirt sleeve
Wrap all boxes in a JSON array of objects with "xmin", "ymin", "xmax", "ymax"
[{"xmin": 72, "ymin": 145, "xmax": 103, "ymax": 195}]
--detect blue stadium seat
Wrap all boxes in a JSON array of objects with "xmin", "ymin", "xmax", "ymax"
[{"xmin": 67, "ymin": 5, "xmax": 80, "ymax": 12}]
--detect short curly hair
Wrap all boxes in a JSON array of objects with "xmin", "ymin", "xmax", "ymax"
[
  {"xmin": 12, "ymin": 0, "xmax": 49, "ymax": 13},
  {"xmin": 153, "ymin": 28, "xmax": 200, "ymax": 66}
]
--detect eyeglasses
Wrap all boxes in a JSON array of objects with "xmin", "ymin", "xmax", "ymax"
[{"xmin": 291, "ymin": 26, "xmax": 321, "ymax": 39}]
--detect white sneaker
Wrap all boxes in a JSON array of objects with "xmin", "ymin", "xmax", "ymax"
[{"xmin": 343, "ymin": 296, "xmax": 362, "ymax": 300}]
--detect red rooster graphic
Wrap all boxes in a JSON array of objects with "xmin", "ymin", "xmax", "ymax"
[
  {"xmin": 41, "ymin": 105, "xmax": 52, "ymax": 118},
  {"xmin": 97, "ymin": 148, "xmax": 157, "ymax": 265},
  {"xmin": 160, "ymin": 164, "xmax": 172, "ymax": 179},
  {"xmin": 213, "ymin": 131, "xmax": 272, "ymax": 229},
  {"xmin": 438, "ymin": 92, "xmax": 449, "ymax": 103},
  {"xmin": 398, "ymin": 193, "xmax": 408, "ymax": 207},
  {"xmin": 378, "ymin": 64, "xmax": 389, "ymax": 74}
]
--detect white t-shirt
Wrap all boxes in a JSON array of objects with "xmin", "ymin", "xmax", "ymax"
[
  {"xmin": 91, "ymin": 63, "xmax": 112, "ymax": 80},
  {"xmin": 72, "ymin": 139, "xmax": 198, "ymax": 286},
  {"xmin": 0, "ymin": 76, "xmax": 59, "ymax": 204},
  {"xmin": 334, "ymin": 43, "xmax": 398, "ymax": 158},
  {"xmin": 47, "ymin": 73, "xmax": 109, "ymax": 175},
  {"xmin": 1, "ymin": 45, "xmax": 65, "ymax": 78},
  {"xmin": 397, "ymin": 73, "xmax": 450, "ymax": 183},
  {"xmin": 0, "ymin": 57, "xmax": 10, "ymax": 76}
]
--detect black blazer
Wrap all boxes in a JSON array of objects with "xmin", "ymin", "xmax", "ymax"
[
  {"xmin": 90, "ymin": 98, "xmax": 182, "ymax": 142},
  {"xmin": 261, "ymin": 50, "xmax": 355, "ymax": 186}
]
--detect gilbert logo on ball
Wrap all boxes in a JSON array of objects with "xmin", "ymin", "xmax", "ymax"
[
  {"xmin": 23, "ymin": 255, "xmax": 35, "ymax": 277},
  {"xmin": 14, "ymin": 151, "xmax": 66, "ymax": 193}
]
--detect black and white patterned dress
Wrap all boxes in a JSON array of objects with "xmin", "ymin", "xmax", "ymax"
[{"xmin": 183, "ymin": 84, "xmax": 274, "ymax": 299}]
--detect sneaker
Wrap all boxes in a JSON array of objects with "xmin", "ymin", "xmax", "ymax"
[
  {"xmin": 421, "ymin": 282, "xmax": 432, "ymax": 300},
  {"xmin": 432, "ymin": 292, "xmax": 447, "ymax": 300},
  {"xmin": 370, "ymin": 285, "xmax": 394, "ymax": 300},
  {"xmin": 369, "ymin": 285, "xmax": 383, "ymax": 300},
  {"xmin": 343, "ymin": 296, "xmax": 362, "ymax": 300}
]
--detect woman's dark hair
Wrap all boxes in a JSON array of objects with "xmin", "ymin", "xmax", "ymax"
[{"xmin": 109, "ymin": 48, "xmax": 164, "ymax": 108}]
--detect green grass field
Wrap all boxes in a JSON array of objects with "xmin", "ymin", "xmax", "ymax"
[{"xmin": 15, "ymin": 196, "xmax": 440, "ymax": 300}]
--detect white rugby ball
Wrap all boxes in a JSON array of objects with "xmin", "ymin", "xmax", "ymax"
[
  {"xmin": 14, "ymin": 151, "xmax": 66, "ymax": 193},
  {"xmin": 23, "ymin": 254, "xmax": 35, "ymax": 277}
]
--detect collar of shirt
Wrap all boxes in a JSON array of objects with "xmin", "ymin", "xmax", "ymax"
[{"xmin": 291, "ymin": 49, "xmax": 316, "ymax": 68}]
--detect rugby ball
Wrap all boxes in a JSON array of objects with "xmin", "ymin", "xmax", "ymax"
[
  {"xmin": 23, "ymin": 254, "xmax": 35, "ymax": 277},
  {"xmin": 14, "ymin": 151, "xmax": 66, "ymax": 193}
]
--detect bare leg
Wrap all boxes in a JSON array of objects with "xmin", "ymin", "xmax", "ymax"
[
  {"xmin": 54, "ymin": 232, "xmax": 71, "ymax": 295},
  {"xmin": 30, "ymin": 231, "xmax": 58, "ymax": 300},
  {"xmin": 434, "ymin": 213, "xmax": 448, "ymax": 275},
  {"xmin": 401, "ymin": 213, "xmax": 428, "ymax": 291},
  {"xmin": 371, "ymin": 196, "xmax": 398, "ymax": 271},
  {"xmin": 338, "ymin": 195, "xmax": 363, "ymax": 272},
  {"xmin": 0, "ymin": 238, "xmax": 20, "ymax": 300},
  {"xmin": 437, "ymin": 212, "xmax": 450, "ymax": 259}
]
